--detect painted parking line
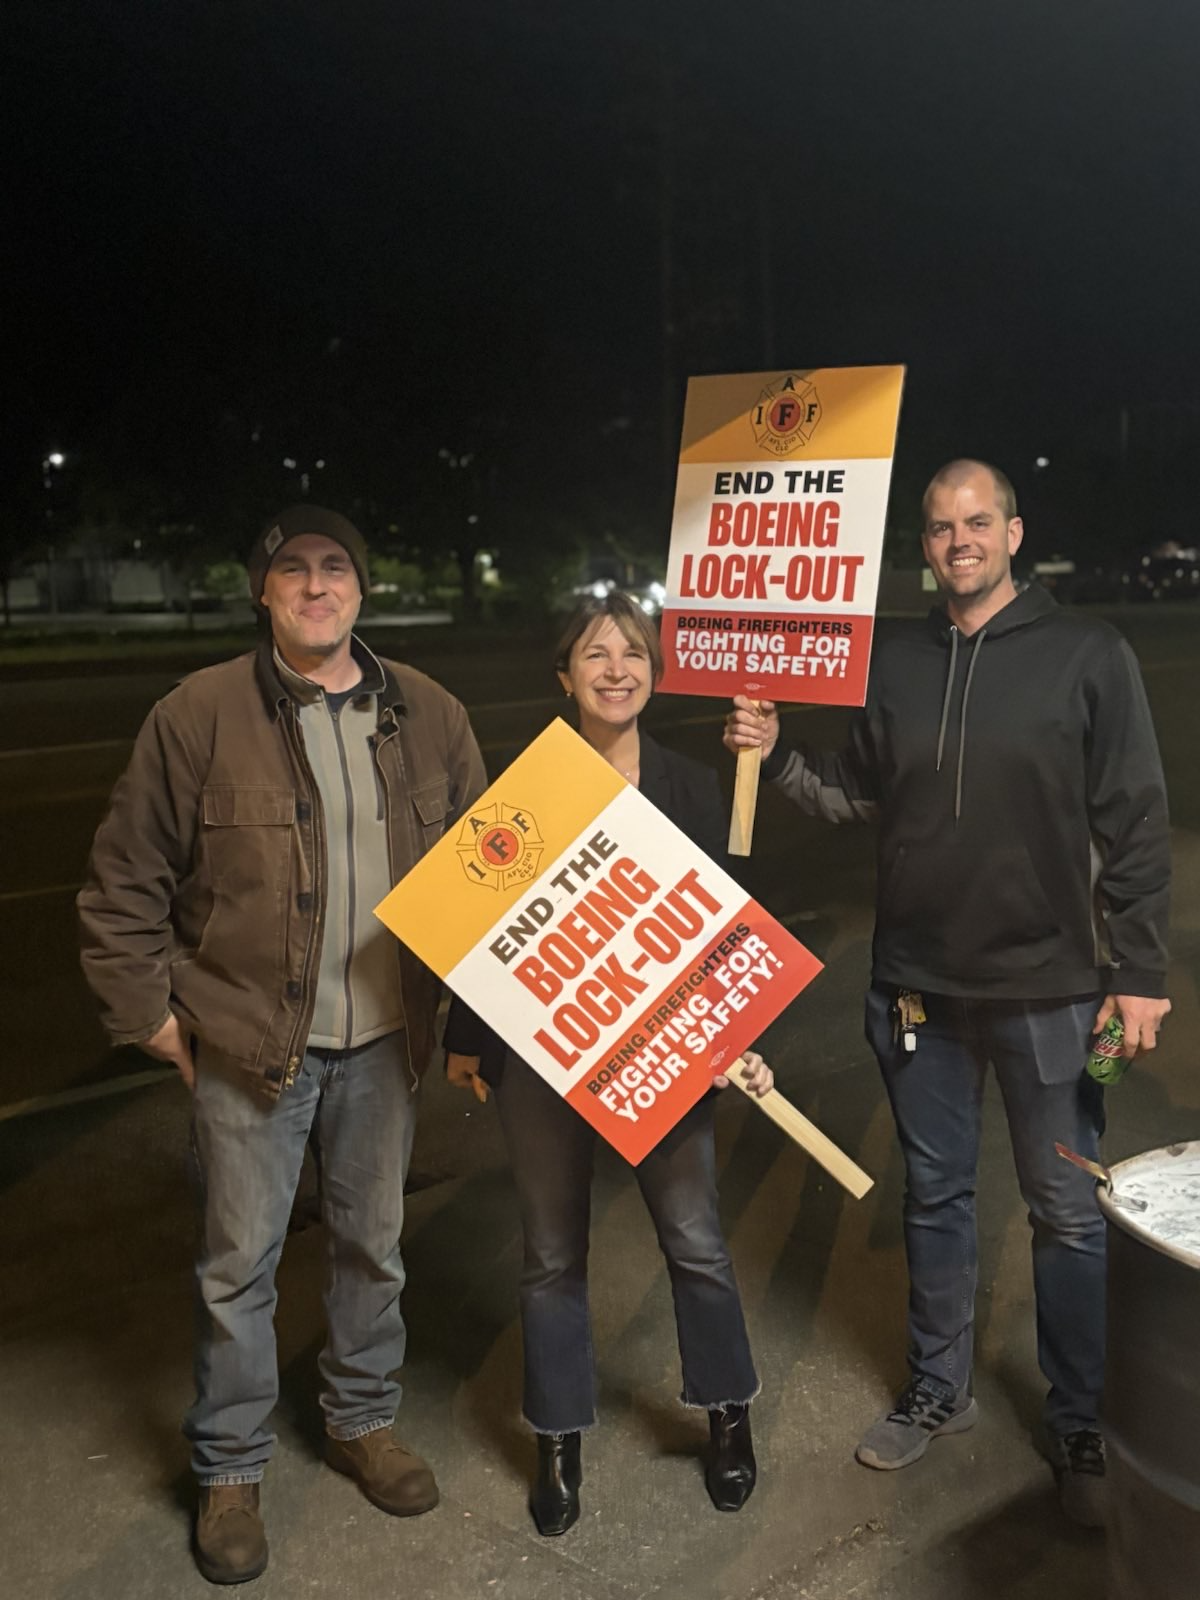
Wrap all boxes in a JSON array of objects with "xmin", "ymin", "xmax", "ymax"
[
  {"xmin": 0, "ymin": 1067, "xmax": 172, "ymax": 1124},
  {"xmin": 0, "ymin": 883, "xmax": 81, "ymax": 905},
  {"xmin": 0, "ymin": 737, "xmax": 134, "ymax": 761},
  {"xmin": 0, "ymin": 785, "xmax": 116, "ymax": 809}
]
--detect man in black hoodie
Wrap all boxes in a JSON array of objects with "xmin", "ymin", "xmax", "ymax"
[{"xmin": 725, "ymin": 459, "xmax": 1171, "ymax": 1528}]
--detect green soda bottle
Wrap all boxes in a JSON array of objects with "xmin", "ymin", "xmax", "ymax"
[{"xmin": 1086, "ymin": 1015, "xmax": 1128, "ymax": 1085}]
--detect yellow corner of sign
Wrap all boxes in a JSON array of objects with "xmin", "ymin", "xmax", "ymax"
[
  {"xmin": 373, "ymin": 719, "xmax": 628, "ymax": 977},
  {"xmin": 678, "ymin": 364, "xmax": 905, "ymax": 464}
]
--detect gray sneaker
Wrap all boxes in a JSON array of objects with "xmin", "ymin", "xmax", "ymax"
[
  {"xmin": 856, "ymin": 1377, "xmax": 979, "ymax": 1470},
  {"xmin": 1048, "ymin": 1428, "xmax": 1107, "ymax": 1529}
]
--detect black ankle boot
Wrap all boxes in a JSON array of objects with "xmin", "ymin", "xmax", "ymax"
[
  {"xmin": 706, "ymin": 1403, "xmax": 757, "ymax": 1511},
  {"xmin": 531, "ymin": 1431, "xmax": 582, "ymax": 1536}
]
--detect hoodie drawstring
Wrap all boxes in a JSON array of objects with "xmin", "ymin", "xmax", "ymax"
[
  {"xmin": 955, "ymin": 628, "xmax": 987, "ymax": 820},
  {"xmin": 935, "ymin": 627, "xmax": 958, "ymax": 774},
  {"xmin": 935, "ymin": 624, "xmax": 988, "ymax": 822}
]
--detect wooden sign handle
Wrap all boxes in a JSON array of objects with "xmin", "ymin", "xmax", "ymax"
[
  {"xmin": 726, "ymin": 1061, "xmax": 874, "ymax": 1199},
  {"xmin": 727, "ymin": 700, "xmax": 762, "ymax": 857}
]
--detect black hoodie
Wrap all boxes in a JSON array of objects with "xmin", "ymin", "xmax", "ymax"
[{"xmin": 763, "ymin": 586, "xmax": 1170, "ymax": 1000}]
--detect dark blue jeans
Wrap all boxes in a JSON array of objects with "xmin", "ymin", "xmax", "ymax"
[
  {"xmin": 865, "ymin": 987, "xmax": 1107, "ymax": 1436},
  {"xmin": 495, "ymin": 1056, "xmax": 758, "ymax": 1433}
]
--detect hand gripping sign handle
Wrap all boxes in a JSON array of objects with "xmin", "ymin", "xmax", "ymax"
[
  {"xmin": 727, "ymin": 702, "xmax": 762, "ymax": 857},
  {"xmin": 727, "ymin": 1061, "xmax": 874, "ymax": 1199}
]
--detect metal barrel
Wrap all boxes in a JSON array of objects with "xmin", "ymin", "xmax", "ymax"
[{"xmin": 1098, "ymin": 1142, "xmax": 1200, "ymax": 1600}]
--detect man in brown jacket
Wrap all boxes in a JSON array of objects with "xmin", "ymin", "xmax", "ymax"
[{"xmin": 78, "ymin": 506, "xmax": 486, "ymax": 1584}]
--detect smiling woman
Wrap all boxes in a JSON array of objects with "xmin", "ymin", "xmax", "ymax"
[
  {"xmin": 443, "ymin": 589, "xmax": 774, "ymax": 1537},
  {"xmin": 552, "ymin": 591, "xmax": 661, "ymax": 785}
]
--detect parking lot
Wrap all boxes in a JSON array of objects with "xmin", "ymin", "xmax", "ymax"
[{"xmin": 0, "ymin": 607, "xmax": 1197, "ymax": 1598}]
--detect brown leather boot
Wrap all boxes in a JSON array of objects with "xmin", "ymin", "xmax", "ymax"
[
  {"xmin": 194, "ymin": 1482, "xmax": 268, "ymax": 1585},
  {"xmin": 324, "ymin": 1428, "xmax": 440, "ymax": 1516}
]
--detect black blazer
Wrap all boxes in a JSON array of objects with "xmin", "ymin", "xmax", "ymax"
[
  {"xmin": 442, "ymin": 732, "xmax": 732, "ymax": 1083},
  {"xmin": 636, "ymin": 731, "xmax": 730, "ymax": 865}
]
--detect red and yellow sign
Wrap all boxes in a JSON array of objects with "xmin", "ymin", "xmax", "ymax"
[
  {"xmin": 657, "ymin": 365, "xmax": 905, "ymax": 707},
  {"xmin": 375, "ymin": 721, "xmax": 822, "ymax": 1164}
]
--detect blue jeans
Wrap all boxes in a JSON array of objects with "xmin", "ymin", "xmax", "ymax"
[
  {"xmin": 865, "ymin": 987, "xmax": 1107, "ymax": 1436},
  {"xmin": 495, "ymin": 1056, "xmax": 758, "ymax": 1433},
  {"xmin": 184, "ymin": 1036, "xmax": 416, "ymax": 1484}
]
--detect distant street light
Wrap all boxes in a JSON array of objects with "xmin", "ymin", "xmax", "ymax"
[
  {"xmin": 41, "ymin": 449, "xmax": 68, "ymax": 615},
  {"xmin": 1035, "ymin": 456, "xmax": 1050, "ymax": 470}
]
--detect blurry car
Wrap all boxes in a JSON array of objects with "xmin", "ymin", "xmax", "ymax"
[
  {"xmin": 1026, "ymin": 557, "xmax": 1076, "ymax": 601},
  {"xmin": 1021, "ymin": 558, "xmax": 1123, "ymax": 605},
  {"xmin": 570, "ymin": 576, "xmax": 666, "ymax": 617},
  {"xmin": 1122, "ymin": 555, "xmax": 1200, "ymax": 602},
  {"xmin": 553, "ymin": 563, "xmax": 667, "ymax": 617}
]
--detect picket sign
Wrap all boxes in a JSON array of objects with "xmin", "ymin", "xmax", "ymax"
[
  {"xmin": 657, "ymin": 365, "xmax": 905, "ymax": 853},
  {"xmin": 376, "ymin": 720, "xmax": 868, "ymax": 1193}
]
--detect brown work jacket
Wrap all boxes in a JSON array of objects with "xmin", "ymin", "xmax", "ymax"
[{"xmin": 78, "ymin": 638, "xmax": 487, "ymax": 1098}]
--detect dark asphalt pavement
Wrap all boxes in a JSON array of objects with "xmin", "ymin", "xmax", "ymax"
[{"xmin": 0, "ymin": 608, "xmax": 1197, "ymax": 1599}]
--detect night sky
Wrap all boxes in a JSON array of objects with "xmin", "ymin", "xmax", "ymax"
[{"xmin": 9, "ymin": 1, "xmax": 1200, "ymax": 558}]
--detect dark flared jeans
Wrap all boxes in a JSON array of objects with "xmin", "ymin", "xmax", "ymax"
[{"xmin": 495, "ymin": 1056, "xmax": 758, "ymax": 1433}]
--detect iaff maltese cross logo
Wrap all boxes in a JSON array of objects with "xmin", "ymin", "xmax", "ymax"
[
  {"xmin": 750, "ymin": 372, "xmax": 822, "ymax": 456},
  {"xmin": 456, "ymin": 802, "xmax": 544, "ymax": 892}
]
